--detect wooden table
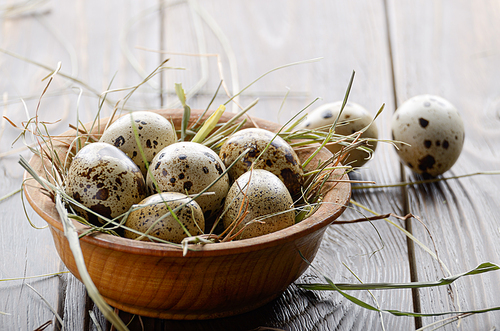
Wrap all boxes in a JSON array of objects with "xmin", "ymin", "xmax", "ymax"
[{"xmin": 1, "ymin": 1, "xmax": 500, "ymax": 330}]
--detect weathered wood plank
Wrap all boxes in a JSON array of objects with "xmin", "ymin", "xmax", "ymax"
[
  {"xmin": 388, "ymin": 0, "xmax": 500, "ymax": 329},
  {"xmin": 0, "ymin": 1, "xmax": 158, "ymax": 330},
  {"xmin": 0, "ymin": 2, "xmax": 72, "ymax": 330}
]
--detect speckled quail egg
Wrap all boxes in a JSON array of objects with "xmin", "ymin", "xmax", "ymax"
[
  {"xmin": 223, "ymin": 169, "xmax": 295, "ymax": 240},
  {"xmin": 64, "ymin": 142, "xmax": 148, "ymax": 225},
  {"xmin": 146, "ymin": 142, "xmax": 229, "ymax": 221},
  {"xmin": 124, "ymin": 192, "xmax": 204, "ymax": 243},
  {"xmin": 391, "ymin": 94, "xmax": 465, "ymax": 177},
  {"xmin": 99, "ymin": 111, "xmax": 176, "ymax": 176},
  {"xmin": 219, "ymin": 128, "xmax": 303, "ymax": 197},
  {"xmin": 296, "ymin": 101, "xmax": 379, "ymax": 168}
]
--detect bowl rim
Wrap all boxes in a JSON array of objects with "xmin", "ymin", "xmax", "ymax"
[{"xmin": 23, "ymin": 109, "xmax": 351, "ymax": 258}]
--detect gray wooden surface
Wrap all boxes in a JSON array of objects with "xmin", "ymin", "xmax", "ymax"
[{"xmin": 1, "ymin": 1, "xmax": 499, "ymax": 330}]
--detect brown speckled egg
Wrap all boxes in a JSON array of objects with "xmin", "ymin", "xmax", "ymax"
[
  {"xmin": 219, "ymin": 128, "xmax": 303, "ymax": 197},
  {"xmin": 296, "ymin": 101, "xmax": 379, "ymax": 168},
  {"xmin": 391, "ymin": 94, "xmax": 465, "ymax": 177},
  {"xmin": 124, "ymin": 192, "xmax": 204, "ymax": 243},
  {"xmin": 223, "ymin": 169, "xmax": 294, "ymax": 240},
  {"xmin": 146, "ymin": 142, "xmax": 229, "ymax": 221},
  {"xmin": 64, "ymin": 142, "xmax": 147, "ymax": 225},
  {"xmin": 99, "ymin": 111, "xmax": 176, "ymax": 176}
]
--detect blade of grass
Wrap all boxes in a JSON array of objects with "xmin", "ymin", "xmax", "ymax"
[
  {"xmin": 353, "ymin": 171, "xmax": 500, "ymax": 190},
  {"xmin": 190, "ymin": 80, "xmax": 223, "ymax": 130},
  {"xmin": 349, "ymin": 199, "xmax": 453, "ymax": 277},
  {"xmin": 342, "ymin": 262, "xmax": 386, "ymax": 331},
  {"xmin": 299, "ymin": 262, "xmax": 499, "ymax": 291},
  {"xmin": 1, "ymin": 271, "xmax": 69, "ymax": 282},
  {"xmin": 191, "ymin": 104, "xmax": 225, "ymax": 143},
  {"xmin": 0, "ymin": 188, "xmax": 21, "ymax": 202},
  {"xmin": 298, "ymin": 252, "xmax": 500, "ymax": 319},
  {"xmin": 89, "ymin": 310, "xmax": 104, "ymax": 331},
  {"xmin": 175, "ymin": 83, "xmax": 191, "ymax": 141},
  {"xmin": 0, "ymin": 47, "xmax": 101, "ymax": 96},
  {"xmin": 302, "ymin": 70, "xmax": 354, "ymax": 169},
  {"xmin": 205, "ymin": 98, "xmax": 258, "ymax": 139},
  {"xmin": 26, "ymin": 284, "xmax": 64, "ymax": 329},
  {"xmin": 54, "ymin": 194, "xmax": 129, "ymax": 331}
]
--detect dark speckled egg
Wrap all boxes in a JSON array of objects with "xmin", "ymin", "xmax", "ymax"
[
  {"xmin": 219, "ymin": 128, "xmax": 303, "ymax": 197},
  {"xmin": 99, "ymin": 111, "xmax": 176, "ymax": 176},
  {"xmin": 64, "ymin": 142, "xmax": 147, "ymax": 225},
  {"xmin": 124, "ymin": 192, "xmax": 204, "ymax": 243},
  {"xmin": 222, "ymin": 169, "xmax": 294, "ymax": 240},
  {"xmin": 146, "ymin": 142, "xmax": 229, "ymax": 221},
  {"xmin": 391, "ymin": 95, "xmax": 465, "ymax": 177}
]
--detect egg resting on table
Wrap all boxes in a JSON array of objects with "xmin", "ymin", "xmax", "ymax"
[
  {"xmin": 124, "ymin": 192, "xmax": 204, "ymax": 243},
  {"xmin": 222, "ymin": 169, "xmax": 295, "ymax": 240},
  {"xmin": 391, "ymin": 94, "xmax": 465, "ymax": 177},
  {"xmin": 219, "ymin": 128, "xmax": 303, "ymax": 197},
  {"xmin": 99, "ymin": 111, "xmax": 176, "ymax": 176},
  {"xmin": 64, "ymin": 142, "xmax": 147, "ymax": 225},
  {"xmin": 296, "ymin": 101, "xmax": 378, "ymax": 168},
  {"xmin": 146, "ymin": 141, "xmax": 229, "ymax": 221}
]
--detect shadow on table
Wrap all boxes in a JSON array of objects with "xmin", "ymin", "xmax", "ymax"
[{"xmin": 114, "ymin": 284, "xmax": 340, "ymax": 331}]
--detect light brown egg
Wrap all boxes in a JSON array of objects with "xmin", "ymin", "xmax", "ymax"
[
  {"xmin": 146, "ymin": 142, "xmax": 229, "ymax": 221},
  {"xmin": 99, "ymin": 111, "xmax": 176, "ymax": 176},
  {"xmin": 64, "ymin": 142, "xmax": 147, "ymax": 225},
  {"xmin": 222, "ymin": 169, "xmax": 295, "ymax": 240},
  {"xmin": 124, "ymin": 192, "xmax": 204, "ymax": 243},
  {"xmin": 297, "ymin": 101, "xmax": 379, "ymax": 168},
  {"xmin": 219, "ymin": 128, "xmax": 303, "ymax": 197}
]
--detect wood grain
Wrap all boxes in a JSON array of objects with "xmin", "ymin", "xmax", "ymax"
[{"xmin": 388, "ymin": 0, "xmax": 500, "ymax": 329}]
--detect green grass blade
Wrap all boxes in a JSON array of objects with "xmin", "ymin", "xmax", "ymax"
[
  {"xmin": 302, "ymin": 70, "xmax": 355, "ymax": 169},
  {"xmin": 191, "ymin": 105, "xmax": 225, "ymax": 143},
  {"xmin": 298, "ymin": 262, "xmax": 499, "ymax": 291},
  {"xmin": 298, "ymin": 251, "xmax": 500, "ymax": 319},
  {"xmin": 175, "ymin": 83, "xmax": 191, "ymax": 141}
]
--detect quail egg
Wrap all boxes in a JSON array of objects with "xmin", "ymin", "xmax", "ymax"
[
  {"xmin": 99, "ymin": 111, "xmax": 176, "ymax": 176},
  {"xmin": 296, "ymin": 101, "xmax": 378, "ymax": 167},
  {"xmin": 64, "ymin": 142, "xmax": 148, "ymax": 225},
  {"xmin": 146, "ymin": 142, "xmax": 229, "ymax": 221},
  {"xmin": 124, "ymin": 192, "xmax": 204, "ymax": 243},
  {"xmin": 219, "ymin": 128, "xmax": 303, "ymax": 197},
  {"xmin": 391, "ymin": 94, "xmax": 465, "ymax": 177},
  {"xmin": 222, "ymin": 169, "xmax": 295, "ymax": 240}
]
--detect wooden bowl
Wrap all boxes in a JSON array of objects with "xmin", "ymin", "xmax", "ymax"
[{"xmin": 24, "ymin": 109, "xmax": 351, "ymax": 320}]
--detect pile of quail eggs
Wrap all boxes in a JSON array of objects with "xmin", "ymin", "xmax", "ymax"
[
  {"xmin": 64, "ymin": 95, "xmax": 465, "ymax": 243},
  {"xmin": 64, "ymin": 111, "xmax": 303, "ymax": 243}
]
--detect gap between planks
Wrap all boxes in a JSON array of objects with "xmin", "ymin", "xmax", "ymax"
[{"xmin": 383, "ymin": 0, "xmax": 422, "ymax": 329}]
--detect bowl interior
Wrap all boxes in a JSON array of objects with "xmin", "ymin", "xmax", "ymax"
[{"xmin": 24, "ymin": 109, "xmax": 351, "ymax": 256}]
